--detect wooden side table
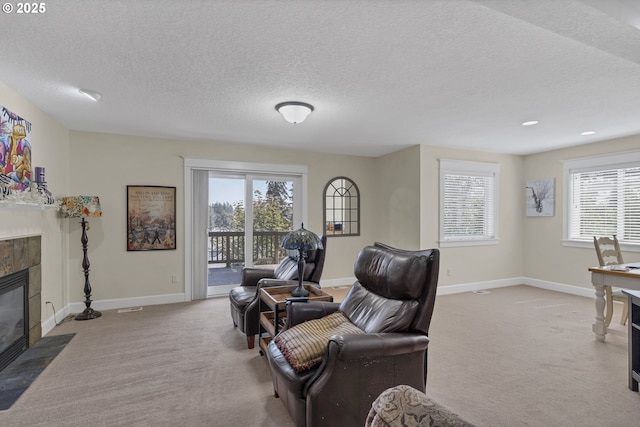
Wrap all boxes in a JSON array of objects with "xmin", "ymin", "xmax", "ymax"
[
  {"xmin": 258, "ymin": 284, "xmax": 333, "ymax": 354},
  {"xmin": 623, "ymin": 289, "xmax": 640, "ymax": 392}
]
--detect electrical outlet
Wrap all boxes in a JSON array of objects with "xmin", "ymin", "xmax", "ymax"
[
  {"xmin": 447, "ymin": 268, "xmax": 452, "ymax": 277},
  {"xmin": 172, "ymin": 275, "xmax": 178, "ymax": 284}
]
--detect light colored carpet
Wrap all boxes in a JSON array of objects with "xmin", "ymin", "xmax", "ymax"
[
  {"xmin": 0, "ymin": 285, "xmax": 638, "ymax": 426},
  {"xmin": 427, "ymin": 285, "xmax": 640, "ymax": 427},
  {"xmin": 0, "ymin": 297, "xmax": 296, "ymax": 427}
]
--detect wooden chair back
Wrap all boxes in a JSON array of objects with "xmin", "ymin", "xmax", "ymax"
[
  {"xmin": 593, "ymin": 235, "xmax": 628, "ymax": 327},
  {"xmin": 593, "ymin": 235, "xmax": 624, "ymax": 266}
]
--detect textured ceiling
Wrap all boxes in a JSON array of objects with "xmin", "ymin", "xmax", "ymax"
[{"xmin": 1, "ymin": 0, "xmax": 640, "ymax": 157}]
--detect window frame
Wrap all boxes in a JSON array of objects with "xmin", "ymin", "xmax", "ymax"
[
  {"xmin": 562, "ymin": 150, "xmax": 640, "ymax": 251},
  {"xmin": 439, "ymin": 159, "xmax": 500, "ymax": 248}
]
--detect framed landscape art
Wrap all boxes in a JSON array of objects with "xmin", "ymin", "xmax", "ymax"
[{"xmin": 126, "ymin": 185, "xmax": 176, "ymax": 251}]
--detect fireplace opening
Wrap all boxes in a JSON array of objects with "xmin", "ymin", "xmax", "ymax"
[{"xmin": 0, "ymin": 269, "xmax": 29, "ymax": 372}]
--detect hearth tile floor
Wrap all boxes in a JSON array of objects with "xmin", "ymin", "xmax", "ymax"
[{"xmin": 0, "ymin": 333, "xmax": 75, "ymax": 410}]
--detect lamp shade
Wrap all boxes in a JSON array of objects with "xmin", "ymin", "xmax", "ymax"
[
  {"xmin": 275, "ymin": 102, "xmax": 314, "ymax": 124},
  {"xmin": 59, "ymin": 196, "xmax": 103, "ymax": 218},
  {"xmin": 281, "ymin": 224, "xmax": 323, "ymax": 251}
]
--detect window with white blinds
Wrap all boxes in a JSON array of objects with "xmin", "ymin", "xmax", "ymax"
[
  {"xmin": 564, "ymin": 151, "xmax": 640, "ymax": 246},
  {"xmin": 439, "ymin": 159, "xmax": 500, "ymax": 247}
]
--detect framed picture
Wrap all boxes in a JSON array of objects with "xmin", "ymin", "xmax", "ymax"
[
  {"xmin": 525, "ymin": 178, "xmax": 555, "ymax": 217},
  {"xmin": 127, "ymin": 185, "xmax": 176, "ymax": 251},
  {"xmin": 1, "ymin": 106, "xmax": 32, "ymax": 191}
]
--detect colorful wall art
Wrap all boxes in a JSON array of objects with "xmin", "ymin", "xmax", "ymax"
[{"xmin": 0, "ymin": 106, "xmax": 32, "ymax": 191}]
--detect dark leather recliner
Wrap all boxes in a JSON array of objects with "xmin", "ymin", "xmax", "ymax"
[
  {"xmin": 266, "ymin": 243, "xmax": 440, "ymax": 427},
  {"xmin": 229, "ymin": 235, "xmax": 327, "ymax": 349}
]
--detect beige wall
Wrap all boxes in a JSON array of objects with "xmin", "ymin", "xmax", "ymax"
[
  {"xmin": 373, "ymin": 145, "xmax": 422, "ymax": 249},
  {"xmin": 420, "ymin": 146, "xmax": 525, "ymax": 288},
  {"xmin": 0, "ymin": 81, "xmax": 70, "ymax": 323},
  {"xmin": 523, "ymin": 134, "xmax": 640, "ymax": 289},
  {"xmin": 68, "ymin": 131, "xmax": 378, "ymax": 302}
]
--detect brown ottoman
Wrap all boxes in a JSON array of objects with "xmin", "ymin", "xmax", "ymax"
[{"xmin": 365, "ymin": 385, "xmax": 475, "ymax": 427}]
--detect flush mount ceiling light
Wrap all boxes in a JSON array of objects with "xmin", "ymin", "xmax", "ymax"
[
  {"xmin": 521, "ymin": 120, "xmax": 539, "ymax": 126},
  {"xmin": 275, "ymin": 101, "xmax": 314, "ymax": 124},
  {"xmin": 581, "ymin": 130, "xmax": 596, "ymax": 136},
  {"xmin": 79, "ymin": 89, "xmax": 102, "ymax": 102}
]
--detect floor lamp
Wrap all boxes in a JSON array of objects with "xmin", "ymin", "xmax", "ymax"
[
  {"xmin": 281, "ymin": 223, "xmax": 324, "ymax": 297},
  {"xmin": 59, "ymin": 196, "xmax": 103, "ymax": 320}
]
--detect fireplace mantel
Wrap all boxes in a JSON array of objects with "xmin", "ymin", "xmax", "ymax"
[{"xmin": 0, "ymin": 201, "xmax": 57, "ymax": 210}]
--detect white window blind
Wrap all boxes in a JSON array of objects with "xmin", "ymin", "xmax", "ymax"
[
  {"xmin": 439, "ymin": 160, "xmax": 499, "ymax": 247},
  {"xmin": 564, "ymin": 151, "xmax": 640, "ymax": 246},
  {"xmin": 569, "ymin": 166, "xmax": 640, "ymax": 243}
]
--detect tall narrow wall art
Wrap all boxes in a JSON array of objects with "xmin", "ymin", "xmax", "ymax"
[{"xmin": 0, "ymin": 106, "xmax": 32, "ymax": 191}]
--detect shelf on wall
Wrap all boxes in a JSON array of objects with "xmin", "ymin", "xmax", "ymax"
[{"xmin": 0, "ymin": 201, "xmax": 57, "ymax": 211}]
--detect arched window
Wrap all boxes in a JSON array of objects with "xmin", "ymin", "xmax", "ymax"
[{"xmin": 323, "ymin": 177, "xmax": 359, "ymax": 237}]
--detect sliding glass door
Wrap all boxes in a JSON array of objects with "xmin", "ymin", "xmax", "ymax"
[{"xmin": 207, "ymin": 173, "xmax": 300, "ymax": 296}]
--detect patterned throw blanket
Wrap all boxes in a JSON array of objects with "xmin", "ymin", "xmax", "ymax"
[
  {"xmin": 274, "ymin": 311, "xmax": 364, "ymax": 373},
  {"xmin": 365, "ymin": 385, "xmax": 476, "ymax": 427}
]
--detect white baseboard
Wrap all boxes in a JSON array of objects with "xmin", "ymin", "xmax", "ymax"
[
  {"xmin": 41, "ymin": 278, "xmax": 596, "ymax": 337},
  {"xmin": 41, "ymin": 293, "xmax": 186, "ymax": 337},
  {"xmin": 89, "ymin": 293, "xmax": 186, "ymax": 312},
  {"xmin": 323, "ymin": 275, "xmax": 598, "ymax": 298},
  {"xmin": 322, "ymin": 276, "xmax": 525, "ymax": 295},
  {"xmin": 522, "ymin": 277, "xmax": 595, "ymax": 298},
  {"xmin": 42, "ymin": 305, "xmax": 72, "ymax": 336},
  {"xmin": 436, "ymin": 277, "xmax": 524, "ymax": 295},
  {"xmin": 437, "ymin": 277, "xmax": 596, "ymax": 298},
  {"xmin": 320, "ymin": 277, "xmax": 356, "ymax": 288}
]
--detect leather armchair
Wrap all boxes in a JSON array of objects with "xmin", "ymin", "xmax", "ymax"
[
  {"xmin": 266, "ymin": 243, "xmax": 439, "ymax": 427},
  {"xmin": 229, "ymin": 235, "xmax": 327, "ymax": 349}
]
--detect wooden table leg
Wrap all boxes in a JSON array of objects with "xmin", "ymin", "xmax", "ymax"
[{"xmin": 592, "ymin": 281, "xmax": 607, "ymax": 342}]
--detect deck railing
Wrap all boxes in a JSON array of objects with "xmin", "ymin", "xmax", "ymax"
[{"xmin": 208, "ymin": 231, "xmax": 290, "ymax": 266}]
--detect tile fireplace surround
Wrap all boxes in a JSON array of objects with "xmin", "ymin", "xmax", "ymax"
[{"xmin": 0, "ymin": 236, "xmax": 42, "ymax": 348}]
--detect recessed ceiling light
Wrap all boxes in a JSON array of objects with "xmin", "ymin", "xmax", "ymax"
[
  {"xmin": 79, "ymin": 89, "xmax": 101, "ymax": 102},
  {"xmin": 521, "ymin": 120, "xmax": 539, "ymax": 126},
  {"xmin": 580, "ymin": 130, "xmax": 596, "ymax": 136}
]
